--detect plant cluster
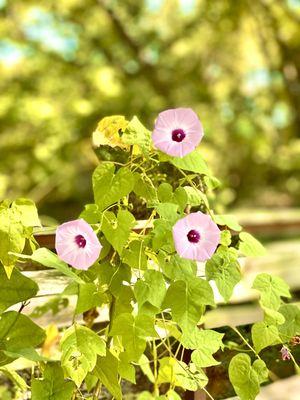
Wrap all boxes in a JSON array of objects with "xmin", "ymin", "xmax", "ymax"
[{"xmin": 0, "ymin": 109, "xmax": 299, "ymax": 399}]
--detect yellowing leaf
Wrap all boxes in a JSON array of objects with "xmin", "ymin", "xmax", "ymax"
[{"xmin": 92, "ymin": 115, "xmax": 129, "ymax": 149}]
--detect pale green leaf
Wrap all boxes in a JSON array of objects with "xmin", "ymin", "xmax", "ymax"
[
  {"xmin": 213, "ymin": 214, "xmax": 242, "ymax": 231},
  {"xmin": 278, "ymin": 304, "xmax": 300, "ymax": 340},
  {"xmin": 0, "ymin": 311, "xmax": 45, "ymax": 366},
  {"xmin": 93, "ymin": 350, "xmax": 122, "ymax": 400},
  {"xmin": 93, "ymin": 163, "xmax": 135, "ymax": 211},
  {"xmin": 122, "ymin": 116, "xmax": 152, "ymax": 154},
  {"xmin": 0, "ymin": 207, "xmax": 25, "ymax": 276},
  {"xmin": 118, "ymin": 352, "xmax": 136, "ymax": 383},
  {"xmin": 61, "ymin": 324, "xmax": 106, "ymax": 387},
  {"xmin": 163, "ymin": 277, "xmax": 215, "ymax": 334},
  {"xmin": 229, "ymin": 354, "xmax": 268, "ymax": 400},
  {"xmin": 102, "ymin": 209, "xmax": 135, "ymax": 255},
  {"xmin": 134, "ymin": 270, "xmax": 166, "ymax": 309},
  {"xmin": 181, "ymin": 328, "xmax": 223, "ymax": 368},
  {"xmin": 109, "ymin": 313, "xmax": 157, "ymax": 361},
  {"xmin": 167, "ymin": 151, "xmax": 210, "ymax": 175},
  {"xmin": 239, "ymin": 232, "xmax": 266, "ymax": 256},
  {"xmin": 252, "ymin": 321, "xmax": 281, "ymax": 353},
  {"xmin": 157, "ymin": 357, "xmax": 207, "ymax": 390},
  {"xmin": 252, "ymin": 273, "xmax": 291, "ymax": 311},
  {"xmin": 32, "ymin": 363, "xmax": 75, "ymax": 400},
  {"xmin": 122, "ymin": 240, "xmax": 148, "ymax": 270},
  {"xmin": 134, "ymin": 176, "xmax": 158, "ymax": 206},
  {"xmin": 75, "ymin": 282, "xmax": 106, "ymax": 315},
  {"xmin": 139, "ymin": 354, "xmax": 155, "ymax": 383},
  {"xmin": 12, "ymin": 198, "xmax": 40, "ymax": 227},
  {"xmin": 159, "ymin": 254, "xmax": 197, "ymax": 281},
  {"xmin": 205, "ymin": 246, "xmax": 241, "ymax": 302},
  {"xmin": 0, "ymin": 266, "xmax": 38, "ymax": 313}
]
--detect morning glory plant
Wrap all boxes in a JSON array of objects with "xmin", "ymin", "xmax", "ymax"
[{"xmin": 0, "ymin": 108, "xmax": 299, "ymax": 400}]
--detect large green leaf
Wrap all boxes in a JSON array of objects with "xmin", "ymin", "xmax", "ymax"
[
  {"xmin": 134, "ymin": 270, "xmax": 166, "ymax": 310},
  {"xmin": 12, "ymin": 198, "xmax": 40, "ymax": 227},
  {"xmin": 122, "ymin": 116, "xmax": 152, "ymax": 154},
  {"xmin": 61, "ymin": 324, "xmax": 106, "ymax": 387},
  {"xmin": 134, "ymin": 175, "xmax": 158, "ymax": 206},
  {"xmin": 251, "ymin": 321, "xmax": 281, "ymax": 353},
  {"xmin": 122, "ymin": 240, "xmax": 148, "ymax": 270},
  {"xmin": 239, "ymin": 232, "xmax": 266, "ymax": 256},
  {"xmin": 98, "ymin": 262, "xmax": 131, "ymax": 296},
  {"xmin": 163, "ymin": 277, "xmax": 215, "ymax": 334},
  {"xmin": 75, "ymin": 282, "xmax": 107, "ymax": 315},
  {"xmin": 205, "ymin": 246, "xmax": 241, "ymax": 302},
  {"xmin": 30, "ymin": 248, "xmax": 84, "ymax": 284},
  {"xmin": 101, "ymin": 209, "xmax": 135, "ymax": 255},
  {"xmin": 0, "ymin": 311, "xmax": 45, "ymax": 366},
  {"xmin": 229, "ymin": 354, "xmax": 268, "ymax": 400},
  {"xmin": 213, "ymin": 214, "xmax": 242, "ymax": 232},
  {"xmin": 93, "ymin": 163, "xmax": 135, "ymax": 211},
  {"xmin": 152, "ymin": 219, "xmax": 174, "ymax": 253},
  {"xmin": 165, "ymin": 151, "xmax": 210, "ymax": 175},
  {"xmin": 110, "ymin": 313, "xmax": 157, "ymax": 361},
  {"xmin": 157, "ymin": 357, "xmax": 208, "ymax": 390},
  {"xmin": 278, "ymin": 304, "xmax": 300, "ymax": 340},
  {"xmin": 252, "ymin": 273, "xmax": 291, "ymax": 311},
  {"xmin": 180, "ymin": 329, "xmax": 224, "ymax": 368},
  {"xmin": 0, "ymin": 207, "xmax": 25, "ymax": 277},
  {"xmin": 32, "ymin": 363, "xmax": 75, "ymax": 400},
  {"xmin": 93, "ymin": 350, "xmax": 122, "ymax": 400},
  {"xmin": 159, "ymin": 254, "xmax": 197, "ymax": 281},
  {"xmin": 0, "ymin": 266, "xmax": 38, "ymax": 313}
]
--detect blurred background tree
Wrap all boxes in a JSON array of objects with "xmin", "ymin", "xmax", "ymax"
[{"xmin": 0, "ymin": 0, "xmax": 299, "ymax": 222}]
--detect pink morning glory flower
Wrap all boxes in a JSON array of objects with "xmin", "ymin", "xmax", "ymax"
[
  {"xmin": 55, "ymin": 219, "xmax": 102, "ymax": 270},
  {"xmin": 172, "ymin": 212, "xmax": 220, "ymax": 262},
  {"xmin": 152, "ymin": 108, "xmax": 203, "ymax": 157}
]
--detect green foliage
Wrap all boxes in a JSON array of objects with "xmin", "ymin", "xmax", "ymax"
[
  {"xmin": 93, "ymin": 350, "xmax": 122, "ymax": 400},
  {"xmin": 93, "ymin": 163, "xmax": 135, "ymax": 211},
  {"xmin": 134, "ymin": 270, "xmax": 166, "ymax": 310},
  {"xmin": 239, "ymin": 232, "xmax": 266, "ymax": 256},
  {"xmin": 110, "ymin": 313, "xmax": 157, "ymax": 361},
  {"xmin": 229, "ymin": 354, "xmax": 268, "ymax": 400},
  {"xmin": 251, "ymin": 321, "xmax": 281, "ymax": 353},
  {"xmin": 0, "ymin": 266, "xmax": 38, "ymax": 312},
  {"xmin": 206, "ymin": 246, "xmax": 241, "ymax": 302},
  {"xmin": 189, "ymin": 330, "xmax": 224, "ymax": 368},
  {"xmin": 252, "ymin": 273, "xmax": 291, "ymax": 310},
  {"xmin": 101, "ymin": 209, "xmax": 135, "ymax": 255},
  {"xmin": 61, "ymin": 324, "xmax": 106, "ymax": 387},
  {"xmin": 122, "ymin": 116, "xmax": 152, "ymax": 155},
  {"xmin": 29, "ymin": 248, "xmax": 84, "ymax": 284},
  {"xmin": 157, "ymin": 357, "xmax": 208, "ymax": 390},
  {"xmin": 163, "ymin": 278, "xmax": 214, "ymax": 335},
  {"xmin": 0, "ymin": 311, "xmax": 45, "ymax": 366},
  {"xmin": 32, "ymin": 363, "xmax": 75, "ymax": 400},
  {"xmin": 75, "ymin": 282, "xmax": 107, "ymax": 315},
  {"xmin": 278, "ymin": 304, "xmax": 300, "ymax": 340},
  {"xmin": 164, "ymin": 151, "xmax": 210, "ymax": 175}
]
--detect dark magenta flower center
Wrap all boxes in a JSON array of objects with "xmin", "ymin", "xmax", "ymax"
[
  {"xmin": 75, "ymin": 234, "xmax": 87, "ymax": 248},
  {"xmin": 172, "ymin": 128, "xmax": 186, "ymax": 142},
  {"xmin": 187, "ymin": 229, "xmax": 201, "ymax": 243}
]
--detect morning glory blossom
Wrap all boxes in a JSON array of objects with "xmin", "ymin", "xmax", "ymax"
[
  {"xmin": 172, "ymin": 212, "xmax": 220, "ymax": 262},
  {"xmin": 55, "ymin": 219, "xmax": 102, "ymax": 270},
  {"xmin": 152, "ymin": 108, "xmax": 203, "ymax": 157}
]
